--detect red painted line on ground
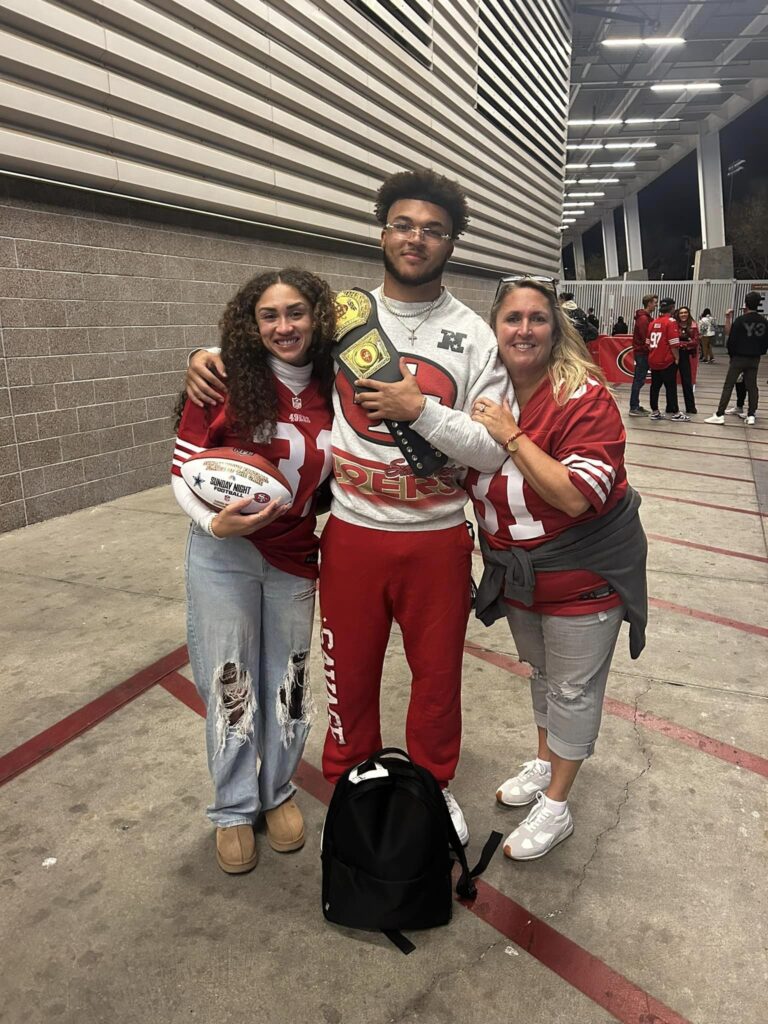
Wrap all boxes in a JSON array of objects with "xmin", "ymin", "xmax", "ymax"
[
  {"xmin": 0, "ymin": 645, "xmax": 189, "ymax": 787},
  {"xmin": 159, "ymin": 671, "xmax": 206, "ymax": 715},
  {"xmin": 462, "ymin": 881, "xmax": 693, "ymax": 1024},
  {"xmin": 648, "ymin": 597, "xmax": 768, "ymax": 638},
  {"xmin": 162, "ymin": 669, "xmax": 692, "ymax": 1024},
  {"xmin": 647, "ymin": 533, "xmax": 768, "ymax": 565},
  {"xmin": 603, "ymin": 699, "xmax": 768, "ymax": 778},
  {"xmin": 628, "ymin": 441, "xmax": 767, "ymax": 463},
  {"xmin": 464, "ymin": 639, "xmax": 532, "ymax": 676},
  {"xmin": 627, "ymin": 461, "xmax": 751, "ymax": 484},
  {"xmin": 629, "ymin": 426, "xmax": 768, "ymax": 447},
  {"xmin": 641, "ymin": 491, "xmax": 766, "ymax": 518},
  {"xmin": 464, "ymin": 642, "xmax": 768, "ymax": 776}
]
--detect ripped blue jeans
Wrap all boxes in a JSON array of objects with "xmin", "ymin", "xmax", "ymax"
[{"xmin": 185, "ymin": 526, "xmax": 316, "ymax": 827}]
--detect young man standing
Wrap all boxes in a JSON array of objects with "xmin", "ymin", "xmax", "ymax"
[
  {"xmin": 185, "ymin": 169, "xmax": 509, "ymax": 843},
  {"xmin": 628, "ymin": 293, "xmax": 657, "ymax": 416},
  {"xmin": 706, "ymin": 292, "xmax": 768, "ymax": 426},
  {"xmin": 647, "ymin": 297, "xmax": 689, "ymax": 422}
]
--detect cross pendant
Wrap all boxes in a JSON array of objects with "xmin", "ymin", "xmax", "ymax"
[{"xmin": 408, "ymin": 330, "xmax": 417, "ymax": 344}]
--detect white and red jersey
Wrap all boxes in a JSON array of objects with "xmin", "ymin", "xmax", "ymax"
[
  {"xmin": 465, "ymin": 377, "xmax": 627, "ymax": 615},
  {"xmin": 172, "ymin": 376, "xmax": 332, "ymax": 578},
  {"xmin": 647, "ymin": 314, "xmax": 680, "ymax": 370},
  {"xmin": 330, "ymin": 287, "xmax": 510, "ymax": 532}
]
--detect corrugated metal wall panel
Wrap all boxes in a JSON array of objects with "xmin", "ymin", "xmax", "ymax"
[{"xmin": 0, "ymin": 0, "xmax": 570, "ymax": 275}]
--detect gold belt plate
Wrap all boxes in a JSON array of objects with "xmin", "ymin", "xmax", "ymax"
[
  {"xmin": 338, "ymin": 329, "xmax": 391, "ymax": 378},
  {"xmin": 333, "ymin": 290, "xmax": 372, "ymax": 341}
]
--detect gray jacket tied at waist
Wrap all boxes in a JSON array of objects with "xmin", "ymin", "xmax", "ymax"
[{"xmin": 475, "ymin": 486, "xmax": 647, "ymax": 659}]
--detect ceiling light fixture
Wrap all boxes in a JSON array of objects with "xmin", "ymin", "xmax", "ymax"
[
  {"xmin": 567, "ymin": 192, "xmax": 605, "ymax": 197},
  {"xmin": 565, "ymin": 163, "xmax": 590, "ymax": 168},
  {"xmin": 567, "ymin": 117, "xmax": 682, "ymax": 126},
  {"xmin": 589, "ymin": 162, "xmax": 636, "ymax": 168},
  {"xmin": 564, "ymin": 201, "xmax": 595, "ymax": 207},
  {"xmin": 602, "ymin": 37, "xmax": 685, "ymax": 47},
  {"xmin": 651, "ymin": 82, "xmax": 720, "ymax": 92},
  {"xmin": 579, "ymin": 177, "xmax": 620, "ymax": 183},
  {"xmin": 604, "ymin": 141, "xmax": 657, "ymax": 149}
]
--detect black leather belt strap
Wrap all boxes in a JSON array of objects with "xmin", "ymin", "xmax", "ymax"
[{"xmin": 332, "ymin": 288, "xmax": 448, "ymax": 479}]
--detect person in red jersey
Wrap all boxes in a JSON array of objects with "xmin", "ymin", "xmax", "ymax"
[
  {"xmin": 647, "ymin": 296, "xmax": 689, "ymax": 422},
  {"xmin": 171, "ymin": 269, "xmax": 334, "ymax": 874},
  {"xmin": 467, "ymin": 278, "xmax": 647, "ymax": 861},
  {"xmin": 628, "ymin": 293, "xmax": 657, "ymax": 416},
  {"xmin": 675, "ymin": 306, "xmax": 699, "ymax": 415}
]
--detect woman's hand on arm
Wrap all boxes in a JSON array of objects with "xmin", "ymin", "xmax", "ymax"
[
  {"xmin": 186, "ymin": 350, "xmax": 228, "ymax": 407},
  {"xmin": 471, "ymin": 398, "xmax": 590, "ymax": 518},
  {"xmin": 210, "ymin": 497, "xmax": 288, "ymax": 538}
]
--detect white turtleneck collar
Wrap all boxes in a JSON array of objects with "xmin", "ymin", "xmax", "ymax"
[{"xmin": 268, "ymin": 355, "xmax": 313, "ymax": 395}]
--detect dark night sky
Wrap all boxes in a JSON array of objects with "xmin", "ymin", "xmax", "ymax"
[{"xmin": 563, "ymin": 93, "xmax": 768, "ymax": 280}]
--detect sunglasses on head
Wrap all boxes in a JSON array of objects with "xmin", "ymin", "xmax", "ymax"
[{"xmin": 495, "ymin": 275, "xmax": 560, "ymax": 301}]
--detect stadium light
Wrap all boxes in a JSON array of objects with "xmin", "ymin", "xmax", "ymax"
[
  {"xmin": 567, "ymin": 118, "xmax": 623, "ymax": 126},
  {"xmin": 651, "ymin": 82, "xmax": 720, "ymax": 92},
  {"xmin": 602, "ymin": 37, "xmax": 685, "ymax": 47},
  {"xmin": 604, "ymin": 141, "xmax": 656, "ymax": 149},
  {"xmin": 568, "ymin": 117, "xmax": 681, "ymax": 126}
]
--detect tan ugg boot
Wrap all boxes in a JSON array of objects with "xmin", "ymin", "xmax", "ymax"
[
  {"xmin": 216, "ymin": 824, "xmax": 258, "ymax": 874},
  {"xmin": 264, "ymin": 797, "xmax": 305, "ymax": 852}
]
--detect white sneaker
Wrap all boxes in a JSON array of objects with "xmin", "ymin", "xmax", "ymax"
[
  {"xmin": 443, "ymin": 789, "xmax": 469, "ymax": 846},
  {"xmin": 496, "ymin": 759, "xmax": 552, "ymax": 807},
  {"xmin": 746, "ymin": 415, "xmax": 756, "ymax": 425},
  {"xmin": 725, "ymin": 406, "xmax": 744, "ymax": 416},
  {"xmin": 705, "ymin": 413, "xmax": 724, "ymax": 424},
  {"xmin": 503, "ymin": 792, "xmax": 574, "ymax": 861}
]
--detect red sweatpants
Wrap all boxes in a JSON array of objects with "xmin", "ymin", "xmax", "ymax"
[{"xmin": 320, "ymin": 516, "xmax": 473, "ymax": 786}]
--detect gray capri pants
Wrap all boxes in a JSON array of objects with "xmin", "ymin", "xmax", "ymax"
[{"xmin": 504, "ymin": 603, "xmax": 625, "ymax": 760}]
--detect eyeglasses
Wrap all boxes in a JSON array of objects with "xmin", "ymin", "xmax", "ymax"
[
  {"xmin": 495, "ymin": 275, "xmax": 559, "ymax": 300},
  {"xmin": 385, "ymin": 222, "xmax": 452, "ymax": 244}
]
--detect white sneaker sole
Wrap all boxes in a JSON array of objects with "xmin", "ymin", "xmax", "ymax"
[{"xmin": 503, "ymin": 821, "xmax": 574, "ymax": 861}]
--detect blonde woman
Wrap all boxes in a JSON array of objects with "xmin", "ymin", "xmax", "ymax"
[{"xmin": 466, "ymin": 279, "xmax": 647, "ymax": 861}]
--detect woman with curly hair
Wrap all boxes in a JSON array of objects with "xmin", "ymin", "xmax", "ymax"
[
  {"xmin": 467, "ymin": 279, "xmax": 647, "ymax": 861},
  {"xmin": 171, "ymin": 268, "xmax": 334, "ymax": 874}
]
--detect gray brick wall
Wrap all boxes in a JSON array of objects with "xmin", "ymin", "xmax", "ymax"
[{"xmin": 0, "ymin": 178, "xmax": 499, "ymax": 533}]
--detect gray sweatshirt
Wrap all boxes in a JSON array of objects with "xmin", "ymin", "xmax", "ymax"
[{"xmin": 330, "ymin": 286, "xmax": 511, "ymax": 532}]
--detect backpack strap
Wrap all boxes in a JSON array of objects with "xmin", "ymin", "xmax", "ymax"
[{"xmin": 382, "ymin": 929, "xmax": 416, "ymax": 955}]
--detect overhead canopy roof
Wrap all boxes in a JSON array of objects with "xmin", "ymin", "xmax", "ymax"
[{"xmin": 563, "ymin": 0, "xmax": 768, "ymax": 241}]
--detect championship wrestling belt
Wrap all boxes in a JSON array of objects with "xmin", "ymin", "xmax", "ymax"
[{"xmin": 333, "ymin": 289, "xmax": 448, "ymax": 478}]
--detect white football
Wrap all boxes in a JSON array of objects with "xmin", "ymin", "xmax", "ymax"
[{"xmin": 181, "ymin": 447, "xmax": 292, "ymax": 513}]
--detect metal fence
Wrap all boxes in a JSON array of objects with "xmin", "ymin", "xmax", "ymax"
[{"xmin": 566, "ymin": 279, "xmax": 760, "ymax": 337}]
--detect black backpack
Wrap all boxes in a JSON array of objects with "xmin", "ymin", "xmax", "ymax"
[{"xmin": 321, "ymin": 748, "xmax": 501, "ymax": 953}]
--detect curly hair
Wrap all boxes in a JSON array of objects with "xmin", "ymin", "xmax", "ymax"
[
  {"xmin": 374, "ymin": 168, "xmax": 470, "ymax": 238},
  {"xmin": 490, "ymin": 279, "xmax": 607, "ymax": 405},
  {"xmin": 176, "ymin": 269, "xmax": 336, "ymax": 439}
]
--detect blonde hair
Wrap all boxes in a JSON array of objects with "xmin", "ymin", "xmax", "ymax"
[{"xmin": 490, "ymin": 280, "xmax": 607, "ymax": 404}]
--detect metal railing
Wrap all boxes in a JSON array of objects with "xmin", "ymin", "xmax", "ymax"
[{"xmin": 565, "ymin": 280, "xmax": 757, "ymax": 336}]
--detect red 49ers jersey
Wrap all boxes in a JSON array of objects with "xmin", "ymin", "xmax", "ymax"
[
  {"xmin": 647, "ymin": 314, "xmax": 680, "ymax": 370},
  {"xmin": 465, "ymin": 377, "xmax": 627, "ymax": 615},
  {"xmin": 172, "ymin": 376, "xmax": 332, "ymax": 578}
]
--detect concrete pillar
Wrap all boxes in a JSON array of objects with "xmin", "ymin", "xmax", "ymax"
[
  {"xmin": 624, "ymin": 194, "xmax": 644, "ymax": 271},
  {"xmin": 696, "ymin": 128, "xmax": 726, "ymax": 250},
  {"xmin": 572, "ymin": 234, "xmax": 586, "ymax": 279},
  {"xmin": 601, "ymin": 213, "xmax": 619, "ymax": 279}
]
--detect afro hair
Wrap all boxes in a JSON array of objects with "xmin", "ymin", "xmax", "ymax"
[{"xmin": 374, "ymin": 167, "xmax": 469, "ymax": 238}]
